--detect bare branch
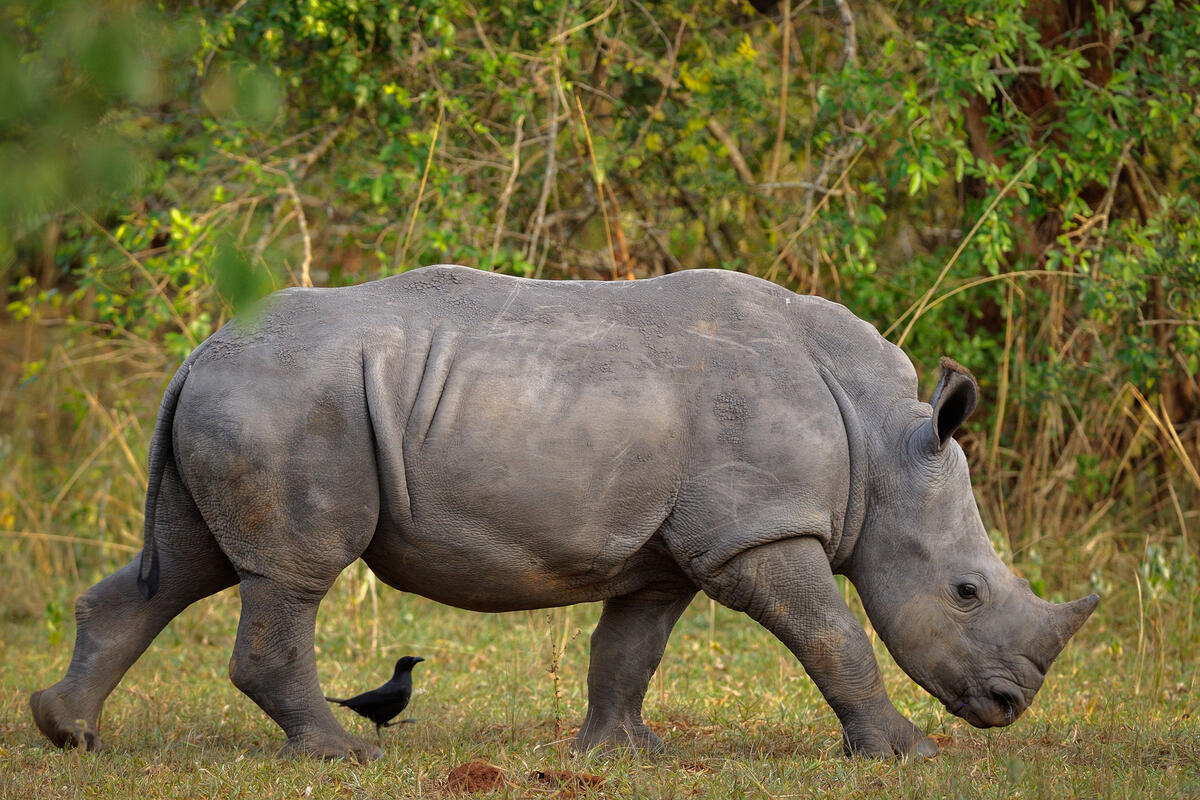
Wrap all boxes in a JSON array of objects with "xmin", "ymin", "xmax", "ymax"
[
  {"xmin": 629, "ymin": 8, "xmax": 691, "ymax": 155},
  {"xmin": 707, "ymin": 118, "xmax": 757, "ymax": 186},
  {"xmin": 832, "ymin": 0, "xmax": 857, "ymax": 66},
  {"xmin": 395, "ymin": 101, "xmax": 444, "ymax": 271},
  {"xmin": 575, "ymin": 93, "xmax": 619, "ymax": 280},
  {"xmin": 279, "ymin": 175, "xmax": 312, "ymax": 287},
  {"xmin": 759, "ymin": 180, "xmax": 843, "ymax": 195},
  {"xmin": 490, "ymin": 114, "xmax": 526, "ymax": 265},
  {"xmin": 526, "ymin": 64, "xmax": 562, "ymax": 265},
  {"xmin": 291, "ymin": 120, "xmax": 347, "ymax": 180},
  {"xmin": 226, "ymin": 121, "xmax": 345, "ymax": 274},
  {"xmin": 549, "ymin": 0, "xmax": 618, "ymax": 44},
  {"xmin": 767, "ymin": 0, "xmax": 792, "ymax": 190}
]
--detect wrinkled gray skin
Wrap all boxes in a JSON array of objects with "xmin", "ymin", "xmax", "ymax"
[{"xmin": 31, "ymin": 266, "xmax": 1098, "ymax": 761}]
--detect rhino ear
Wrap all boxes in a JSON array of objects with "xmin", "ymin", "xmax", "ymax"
[{"xmin": 925, "ymin": 357, "xmax": 979, "ymax": 450}]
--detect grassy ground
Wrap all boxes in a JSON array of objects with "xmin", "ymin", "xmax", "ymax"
[
  {"xmin": 5, "ymin": 272, "xmax": 1200, "ymax": 797},
  {"xmin": 2, "ymin": 563, "xmax": 1198, "ymax": 800}
]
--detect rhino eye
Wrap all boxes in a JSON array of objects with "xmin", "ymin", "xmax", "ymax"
[{"xmin": 956, "ymin": 582, "xmax": 978, "ymax": 601}]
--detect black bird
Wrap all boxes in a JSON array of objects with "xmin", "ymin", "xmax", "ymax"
[{"xmin": 326, "ymin": 656, "xmax": 425, "ymax": 737}]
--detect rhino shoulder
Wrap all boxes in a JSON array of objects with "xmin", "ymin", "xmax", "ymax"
[{"xmin": 786, "ymin": 295, "xmax": 919, "ymax": 406}]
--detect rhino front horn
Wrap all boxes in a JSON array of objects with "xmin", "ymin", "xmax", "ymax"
[{"xmin": 1051, "ymin": 593, "xmax": 1100, "ymax": 650}]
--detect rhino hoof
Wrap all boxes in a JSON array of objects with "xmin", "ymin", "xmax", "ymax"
[
  {"xmin": 842, "ymin": 721, "xmax": 939, "ymax": 760},
  {"xmin": 572, "ymin": 723, "xmax": 665, "ymax": 757},
  {"xmin": 278, "ymin": 731, "xmax": 381, "ymax": 762},
  {"xmin": 30, "ymin": 689, "xmax": 102, "ymax": 752}
]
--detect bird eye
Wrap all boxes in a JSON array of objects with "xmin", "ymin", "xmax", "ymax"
[{"xmin": 956, "ymin": 582, "xmax": 978, "ymax": 601}]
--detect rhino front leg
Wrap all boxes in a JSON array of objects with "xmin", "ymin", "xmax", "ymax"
[
  {"xmin": 574, "ymin": 592, "xmax": 695, "ymax": 755},
  {"xmin": 703, "ymin": 537, "xmax": 938, "ymax": 759}
]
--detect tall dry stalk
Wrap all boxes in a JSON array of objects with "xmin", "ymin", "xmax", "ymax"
[{"xmin": 1, "ymin": 320, "xmax": 168, "ymax": 600}]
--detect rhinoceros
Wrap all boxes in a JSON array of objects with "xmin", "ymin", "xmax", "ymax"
[{"xmin": 31, "ymin": 265, "xmax": 1097, "ymax": 761}]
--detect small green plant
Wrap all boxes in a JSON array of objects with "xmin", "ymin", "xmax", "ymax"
[{"xmin": 43, "ymin": 599, "xmax": 63, "ymax": 646}]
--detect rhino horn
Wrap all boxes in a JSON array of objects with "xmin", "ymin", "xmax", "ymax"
[
  {"xmin": 1053, "ymin": 593, "xmax": 1099, "ymax": 648},
  {"xmin": 1032, "ymin": 593, "xmax": 1099, "ymax": 668}
]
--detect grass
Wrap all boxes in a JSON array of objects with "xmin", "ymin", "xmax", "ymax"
[
  {"xmin": 2, "ymin": 312, "xmax": 1199, "ymax": 799},
  {"xmin": 2, "ymin": 562, "xmax": 1199, "ymax": 800}
]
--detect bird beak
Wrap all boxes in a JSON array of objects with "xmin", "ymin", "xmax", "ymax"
[{"xmin": 413, "ymin": 657, "xmax": 426, "ymax": 663}]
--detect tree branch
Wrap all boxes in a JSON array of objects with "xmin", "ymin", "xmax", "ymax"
[
  {"xmin": 767, "ymin": 0, "xmax": 792, "ymax": 189},
  {"xmin": 832, "ymin": 0, "xmax": 857, "ymax": 66},
  {"xmin": 490, "ymin": 114, "xmax": 525, "ymax": 265},
  {"xmin": 707, "ymin": 118, "xmax": 757, "ymax": 186}
]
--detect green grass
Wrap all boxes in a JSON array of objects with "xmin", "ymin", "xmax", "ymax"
[{"xmin": 3, "ymin": 564, "xmax": 1198, "ymax": 799}]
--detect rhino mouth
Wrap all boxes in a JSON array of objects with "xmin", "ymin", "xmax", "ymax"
[{"xmin": 948, "ymin": 684, "xmax": 1029, "ymax": 728}]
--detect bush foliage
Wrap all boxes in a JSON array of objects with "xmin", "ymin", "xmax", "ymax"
[{"xmin": 2, "ymin": 0, "xmax": 1199, "ymax": 601}]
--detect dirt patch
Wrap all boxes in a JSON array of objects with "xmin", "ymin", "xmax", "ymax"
[{"xmin": 447, "ymin": 761, "xmax": 506, "ymax": 793}]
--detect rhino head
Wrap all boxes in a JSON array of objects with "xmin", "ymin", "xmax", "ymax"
[{"xmin": 845, "ymin": 358, "xmax": 1098, "ymax": 729}]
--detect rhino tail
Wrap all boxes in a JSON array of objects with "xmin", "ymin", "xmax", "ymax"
[{"xmin": 137, "ymin": 344, "xmax": 205, "ymax": 600}]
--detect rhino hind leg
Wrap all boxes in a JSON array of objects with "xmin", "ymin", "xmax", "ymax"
[
  {"xmin": 228, "ymin": 575, "xmax": 380, "ymax": 762},
  {"xmin": 698, "ymin": 537, "xmax": 938, "ymax": 760},
  {"xmin": 197, "ymin": 458, "xmax": 381, "ymax": 759},
  {"xmin": 173, "ymin": 373, "xmax": 384, "ymax": 760},
  {"xmin": 215, "ymin": 517, "xmax": 380, "ymax": 762},
  {"xmin": 31, "ymin": 462, "xmax": 237, "ymax": 751},
  {"xmin": 573, "ymin": 592, "xmax": 695, "ymax": 756}
]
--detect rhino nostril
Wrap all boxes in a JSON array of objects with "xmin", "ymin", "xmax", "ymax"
[{"xmin": 990, "ymin": 689, "xmax": 1020, "ymax": 722}]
